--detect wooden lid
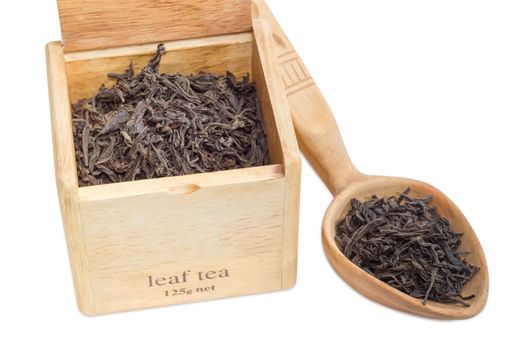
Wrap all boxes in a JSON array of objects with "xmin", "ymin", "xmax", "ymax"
[{"xmin": 57, "ymin": 0, "xmax": 252, "ymax": 52}]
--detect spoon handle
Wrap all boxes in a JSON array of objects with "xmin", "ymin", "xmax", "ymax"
[{"xmin": 253, "ymin": 0, "xmax": 362, "ymax": 196}]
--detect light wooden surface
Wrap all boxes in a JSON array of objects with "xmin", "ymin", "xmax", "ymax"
[
  {"xmin": 323, "ymin": 179, "xmax": 489, "ymax": 319},
  {"xmin": 47, "ymin": 7, "xmax": 301, "ymax": 314},
  {"xmin": 46, "ymin": 42, "xmax": 96, "ymax": 314},
  {"xmin": 255, "ymin": 0, "xmax": 489, "ymax": 319},
  {"xmin": 65, "ymin": 33, "xmax": 254, "ymax": 102},
  {"xmin": 79, "ymin": 166, "xmax": 285, "ymax": 272},
  {"xmin": 90, "ymin": 254, "xmax": 283, "ymax": 313},
  {"xmin": 252, "ymin": 0, "xmax": 360, "ymax": 196},
  {"xmin": 81, "ymin": 166, "xmax": 285, "ymax": 313},
  {"xmin": 251, "ymin": 16, "xmax": 301, "ymax": 289},
  {"xmin": 57, "ymin": 0, "xmax": 252, "ymax": 52}
]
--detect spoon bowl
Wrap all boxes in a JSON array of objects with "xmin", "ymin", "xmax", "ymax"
[
  {"xmin": 253, "ymin": 0, "xmax": 489, "ymax": 319},
  {"xmin": 323, "ymin": 175, "xmax": 488, "ymax": 319}
]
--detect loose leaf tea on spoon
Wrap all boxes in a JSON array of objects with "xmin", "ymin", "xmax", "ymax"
[
  {"xmin": 72, "ymin": 44, "xmax": 269, "ymax": 187},
  {"xmin": 335, "ymin": 189, "xmax": 479, "ymax": 306}
]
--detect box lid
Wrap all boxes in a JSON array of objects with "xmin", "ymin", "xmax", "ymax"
[{"xmin": 57, "ymin": 0, "xmax": 252, "ymax": 52}]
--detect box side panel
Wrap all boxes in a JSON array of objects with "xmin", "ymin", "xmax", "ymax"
[
  {"xmin": 252, "ymin": 34, "xmax": 284, "ymax": 167},
  {"xmin": 47, "ymin": 42, "xmax": 96, "ymax": 314},
  {"xmin": 252, "ymin": 20, "xmax": 302, "ymax": 289},
  {"xmin": 79, "ymin": 174, "xmax": 285, "ymax": 314},
  {"xmin": 65, "ymin": 33, "xmax": 254, "ymax": 102}
]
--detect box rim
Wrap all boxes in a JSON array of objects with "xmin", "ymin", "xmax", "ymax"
[
  {"xmin": 48, "ymin": 33, "xmax": 294, "ymax": 193},
  {"xmin": 78, "ymin": 164, "xmax": 284, "ymax": 201}
]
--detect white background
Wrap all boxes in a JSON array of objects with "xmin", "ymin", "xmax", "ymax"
[{"xmin": 0, "ymin": 0, "xmax": 523, "ymax": 348}]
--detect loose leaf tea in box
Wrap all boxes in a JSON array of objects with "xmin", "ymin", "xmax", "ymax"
[
  {"xmin": 335, "ymin": 189, "xmax": 479, "ymax": 306},
  {"xmin": 72, "ymin": 44, "xmax": 269, "ymax": 187}
]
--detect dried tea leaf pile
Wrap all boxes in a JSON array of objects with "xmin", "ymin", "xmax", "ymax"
[
  {"xmin": 335, "ymin": 189, "xmax": 479, "ymax": 306},
  {"xmin": 72, "ymin": 44, "xmax": 269, "ymax": 187}
]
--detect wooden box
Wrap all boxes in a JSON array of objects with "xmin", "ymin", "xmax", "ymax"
[{"xmin": 46, "ymin": 0, "xmax": 300, "ymax": 315}]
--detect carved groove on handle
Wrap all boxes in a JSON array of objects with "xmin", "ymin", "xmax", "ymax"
[{"xmin": 278, "ymin": 55, "xmax": 315, "ymax": 96}]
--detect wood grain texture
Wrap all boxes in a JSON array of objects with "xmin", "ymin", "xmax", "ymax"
[
  {"xmin": 254, "ymin": 0, "xmax": 489, "ymax": 319},
  {"xmin": 323, "ymin": 178, "xmax": 489, "ymax": 319},
  {"xmin": 79, "ymin": 168, "xmax": 285, "ymax": 272},
  {"xmin": 253, "ymin": 0, "xmax": 360, "ymax": 196},
  {"xmin": 78, "ymin": 165, "xmax": 283, "ymax": 202},
  {"xmin": 90, "ymin": 254, "xmax": 283, "ymax": 314},
  {"xmin": 46, "ymin": 42, "xmax": 96, "ymax": 315},
  {"xmin": 251, "ymin": 16, "xmax": 301, "ymax": 289},
  {"xmin": 57, "ymin": 0, "xmax": 252, "ymax": 52},
  {"xmin": 47, "ymin": 17, "xmax": 301, "ymax": 314},
  {"xmin": 81, "ymin": 167, "xmax": 285, "ymax": 314},
  {"xmin": 284, "ymin": 84, "xmax": 361, "ymax": 196},
  {"xmin": 65, "ymin": 33, "xmax": 254, "ymax": 102}
]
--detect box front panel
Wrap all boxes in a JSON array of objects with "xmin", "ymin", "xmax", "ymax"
[{"xmin": 79, "ymin": 175, "xmax": 285, "ymax": 314}]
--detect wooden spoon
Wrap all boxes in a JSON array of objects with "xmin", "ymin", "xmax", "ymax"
[{"xmin": 253, "ymin": 0, "xmax": 489, "ymax": 319}]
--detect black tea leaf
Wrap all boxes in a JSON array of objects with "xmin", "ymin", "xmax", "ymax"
[
  {"xmin": 335, "ymin": 188, "xmax": 479, "ymax": 306},
  {"xmin": 72, "ymin": 44, "xmax": 270, "ymax": 187}
]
